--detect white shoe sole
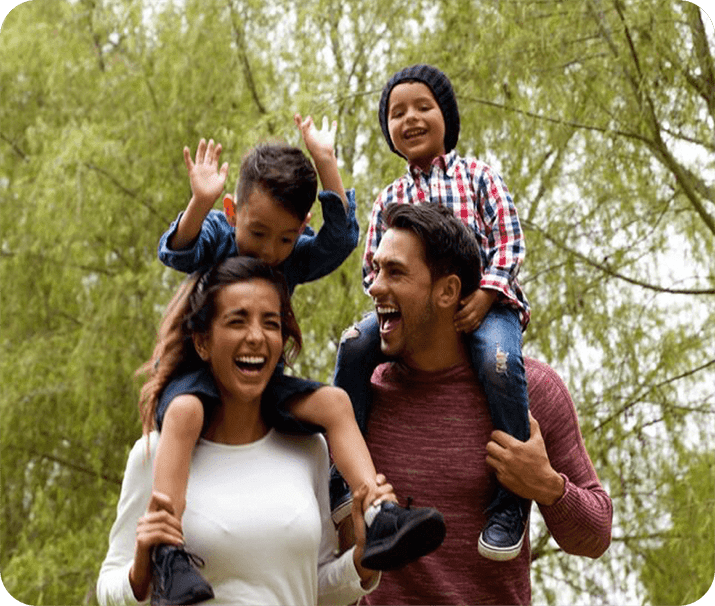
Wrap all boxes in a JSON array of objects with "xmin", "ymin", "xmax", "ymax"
[{"xmin": 477, "ymin": 526, "xmax": 526, "ymax": 561}]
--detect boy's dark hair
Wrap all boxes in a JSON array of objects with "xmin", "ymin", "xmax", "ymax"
[
  {"xmin": 379, "ymin": 64, "xmax": 460, "ymax": 158},
  {"xmin": 235, "ymin": 143, "xmax": 318, "ymax": 221},
  {"xmin": 383, "ymin": 203, "xmax": 481, "ymax": 297}
]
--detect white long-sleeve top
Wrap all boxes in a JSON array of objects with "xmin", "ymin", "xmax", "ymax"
[{"xmin": 97, "ymin": 430, "xmax": 378, "ymax": 606}]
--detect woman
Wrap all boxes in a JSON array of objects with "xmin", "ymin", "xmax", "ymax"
[{"xmin": 97, "ymin": 257, "xmax": 384, "ymax": 605}]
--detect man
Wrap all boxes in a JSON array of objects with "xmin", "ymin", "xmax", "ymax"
[{"xmin": 361, "ymin": 202, "xmax": 612, "ymax": 605}]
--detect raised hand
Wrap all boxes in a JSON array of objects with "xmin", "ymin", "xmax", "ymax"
[
  {"xmin": 294, "ymin": 113, "xmax": 337, "ymax": 159},
  {"xmin": 183, "ymin": 138, "xmax": 229, "ymax": 209}
]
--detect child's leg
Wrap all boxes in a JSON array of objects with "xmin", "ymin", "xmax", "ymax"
[
  {"xmin": 289, "ymin": 386, "xmax": 394, "ymax": 511},
  {"xmin": 153, "ymin": 394, "xmax": 205, "ymax": 519},
  {"xmin": 290, "ymin": 384, "xmax": 446, "ymax": 570},
  {"xmin": 333, "ymin": 313, "xmax": 384, "ymax": 435},
  {"xmin": 151, "ymin": 389, "xmax": 214, "ymax": 604},
  {"xmin": 468, "ymin": 305, "xmax": 530, "ymax": 561},
  {"xmin": 467, "ymin": 305, "xmax": 529, "ymax": 445}
]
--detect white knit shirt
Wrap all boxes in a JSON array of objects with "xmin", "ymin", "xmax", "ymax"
[{"xmin": 97, "ymin": 430, "xmax": 377, "ymax": 606}]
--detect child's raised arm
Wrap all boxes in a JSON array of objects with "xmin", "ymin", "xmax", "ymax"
[
  {"xmin": 168, "ymin": 138, "xmax": 229, "ymax": 250},
  {"xmin": 294, "ymin": 114, "xmax": 348, "ymax": 212}
]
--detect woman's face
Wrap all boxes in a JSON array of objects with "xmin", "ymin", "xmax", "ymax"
[{"xmin": 195, "ymin": 278, "xmax": 284, "ymax": 405}]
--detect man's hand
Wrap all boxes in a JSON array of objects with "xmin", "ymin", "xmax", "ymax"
[
  {"xmin": 183, "ymin": 138, "xmax": 229, "ymax": 209},
  {"xmin": 454, "ymin": 288, "xmax": 497, "ymax": 333},
  {"xmin": 485, "ymin": 414, "xmax": 565, "ymax": 506}
]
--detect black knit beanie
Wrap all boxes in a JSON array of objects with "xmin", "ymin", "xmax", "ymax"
[{"xmin": 378, "ymin": 64, "xmax": 460, "ymax": 158}]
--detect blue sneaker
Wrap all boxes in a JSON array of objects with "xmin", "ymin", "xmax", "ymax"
[
  {"xmin": 478, "ymin": 497, "xmax": 530, "ymax": 561},
  {"xmin": 329, "ymin": 464, "xmax": 353, "ymax": 524}
]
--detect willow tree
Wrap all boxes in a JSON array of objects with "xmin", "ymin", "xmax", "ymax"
[
  {"xmin": 1, "ymin": 0, "xmax": 713, "ymax": 603},
  {"xmin": 397, "ymin": 0, "xmax": 715, "ymax": 602}
]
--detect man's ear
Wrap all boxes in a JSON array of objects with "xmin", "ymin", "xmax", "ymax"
[
  {"xmin": 192, "ymin": 333, "xmax": 210, "ymax": 362},
  {"xmin": 223, "ymin": 194, "xmax": 236, "ymax": 227},
  {"xmin": 434, "ymin": 274, "xmax": 462, "ymax": 309}
]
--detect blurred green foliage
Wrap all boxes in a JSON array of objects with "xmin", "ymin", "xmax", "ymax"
[{"xmin": 1, "ymin": 0, "xmax": 713, "ymax": 603}]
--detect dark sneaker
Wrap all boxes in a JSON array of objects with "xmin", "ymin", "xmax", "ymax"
[
  {"xmin": 478, "ymin": 498, "xmax": 530, "ymax": 561},
  {"xmin": 151, "ymin": 544, "xmax": 214, "ymax": 606},
  {"xmin": 361, "ymin": 501, "xmax": 446, "ymax": 570},
  {"xmin": 329, "ymin": 464, "xmax": 353, "ymax": 524}
]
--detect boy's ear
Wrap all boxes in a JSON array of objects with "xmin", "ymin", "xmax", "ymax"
[
  {"xmin": 192, "ymin": 333, "xmax": 210, "ymax": 362},
  {"xmin": 299, "ymin": 211, "xmax": 312, "ymax": 235},
  {"xmin": 434, "ymin": 274, "xmax": 462, "ymax": 309},
  {"xmin": 223, "ymin": 194, "xmax": 236, "ymax": 227}
]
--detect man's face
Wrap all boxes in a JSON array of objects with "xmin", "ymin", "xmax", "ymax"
[
  {"xmin": 233, "ymin": 187, "xmax": 303, "ymax": 267},
  {"xmin": 368, "ymin": 228, "xmax": 438, "ymax": 364}
]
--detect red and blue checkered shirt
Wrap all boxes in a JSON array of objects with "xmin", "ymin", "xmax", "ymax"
[{"xmin": 363, "ymin": 150, "xmax": 530, "ymax": 329}]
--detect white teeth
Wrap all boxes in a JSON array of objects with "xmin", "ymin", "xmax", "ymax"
[
  {"xmin": 376, "ymin": 306, "xmax": 399, "ymax": 315},
  {"xmin": 235, "ymin": 356, "xmax": 266, "ymax": 364}
]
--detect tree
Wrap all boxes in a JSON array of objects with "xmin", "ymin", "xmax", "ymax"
[
  {"xmin": 0, "ymin": 0, "xmax": 713, "ymax": 603},
  {"xmin": 412, "ymin": 0, "xmax": 714, "ymax": 602},
  {"xmin": 637, "ymin": 451, "xmax": 715, "ymax": 605}
]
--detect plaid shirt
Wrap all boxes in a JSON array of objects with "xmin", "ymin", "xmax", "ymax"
[{"xmin": 363, "ymin": 150, "xmax": 530, "ymax": 329}]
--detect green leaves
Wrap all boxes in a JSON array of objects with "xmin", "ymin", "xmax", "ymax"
[{"xmin": 1, "ymin": 0, "xmax": 713, "ymax": 603}]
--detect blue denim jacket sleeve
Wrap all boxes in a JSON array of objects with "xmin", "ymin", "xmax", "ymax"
[
  {"xmin": 157, "ymin": 209, "xmax": 238, "ymax": 274},
  {"xmin": 282, "ymin": 188, "xmax": 359, "ymax": 289}
]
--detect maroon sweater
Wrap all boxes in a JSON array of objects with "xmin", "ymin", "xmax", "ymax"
[{"xmin": 364, "ymin": 358, "xmax": 612, "ymax": 605}]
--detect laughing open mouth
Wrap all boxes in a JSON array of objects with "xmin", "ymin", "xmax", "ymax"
[
  {"xmin": 376, "ymin": 305, "xmax": 401, "ymax": 332},
  {"xmin": 403, "ymin": 128, "xmax": 427, "ymax": 140},
  {"xmin": 234, "ymin": 355, "xmax": 267, "ymax": 373}
]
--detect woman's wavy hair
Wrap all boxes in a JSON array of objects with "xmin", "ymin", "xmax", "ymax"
[{"xmin": 136, "ymin": 256, "xmax": 302, "ymax": 435}]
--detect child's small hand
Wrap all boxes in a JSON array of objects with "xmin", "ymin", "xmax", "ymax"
[
  {"xmin": 454, "ymin": 288, "xmax": 497, "ymax": 333},
  {"xmin": 294, "ymin": 113, "xmax": 337, "ymax": 158},
  {"xmin": 183, "ymin": 138, "xmax": 229, "ymax": 207}
]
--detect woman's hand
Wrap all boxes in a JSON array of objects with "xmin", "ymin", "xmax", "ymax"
[
  {"xmin": 351, "ymin": 474, "xmax": 394, "ymax": 587},
  {"xmin": 128, "ymin": 492, "xmax": 184, "ymax": 601}
]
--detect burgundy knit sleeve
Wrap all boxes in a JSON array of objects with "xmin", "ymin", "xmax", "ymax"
[{"xmin": 527, "ymin": 359, "xmax": 613, "ymax": 558}]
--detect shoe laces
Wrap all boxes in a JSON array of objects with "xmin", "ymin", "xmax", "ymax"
[
  {"xmin": 154, "ymin": 547, "xmax": 206, "ymax": 590},
  {"xmin": 489, "ymin": 504, "xmax": 524, "ymax": 530}
]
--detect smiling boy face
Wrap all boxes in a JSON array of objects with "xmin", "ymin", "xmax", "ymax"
[
  {"xmin": 232, "ymin": 187, "xmax": 304, "ymax": 267},
  {"xmin": 387, "ymin": 81, "xmax": 447, "ymax": 172}
]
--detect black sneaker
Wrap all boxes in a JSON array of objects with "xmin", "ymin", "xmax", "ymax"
[
  {"xmin": 151, "ymin": 544, "xmax": 214, "ymax": 606},
  {"xmin": 360, "ymin": 501, "xmax": 446, "ymax": 570},
  {"xmin": 478, "ymin": 497, "xmax": 530, "ymax": 561},
  {"xmin": 329, "ymin": 464, "xmax": 353, "ymax": 524}
]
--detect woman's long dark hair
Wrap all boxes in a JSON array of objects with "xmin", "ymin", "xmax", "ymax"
[{"xmin": 136, "ymin": 257, "xmax": 302, "ymax": 435}]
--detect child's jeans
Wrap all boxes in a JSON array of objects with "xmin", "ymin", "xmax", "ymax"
[
  {"xmin": 333, "ymin": 304, "xmax": 530, "ymax": 511},
  {"xmin": 467, "ymin": 305, "xmax": 530, "ymax": 512},
  {"xmin": 332, "ymin": 312, "xmax": 384, "ymax": 435}
]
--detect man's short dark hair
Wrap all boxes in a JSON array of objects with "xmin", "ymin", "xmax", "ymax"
[
  {"xmin": 383, "ymin": 203, "xmax": 481, "ymax": 297},
  {"xmin": 235, "ymin": 143, "xmax": 318, "ymax": 221}
]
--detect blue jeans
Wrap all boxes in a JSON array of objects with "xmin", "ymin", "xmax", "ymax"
[
  {"xmin": 333, "ymin": 305, "xmax": 529, "ymax": 510},
  {"xmin": 332, "ymin": 313, "xmax": 384, "ymax": 435},
  {"xmin": 466, "ymin": 305, "xmax": 529, "ymax": 442}
]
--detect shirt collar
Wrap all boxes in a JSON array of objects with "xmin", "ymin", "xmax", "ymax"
[{"xmin": 407, "ymin": 149, "xmax": 459, "ymax": 180}]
